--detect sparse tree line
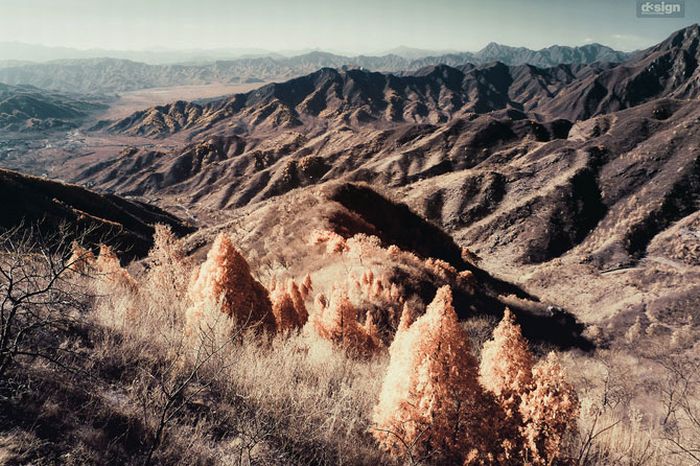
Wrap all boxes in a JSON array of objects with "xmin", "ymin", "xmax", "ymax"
[
  {"xmin": 0, "ymin": 224, "xmax": 696, "ymax": 465},
  {"xmin": 70, "ymin": 226, "xmax": 579, "ymax": 465}
]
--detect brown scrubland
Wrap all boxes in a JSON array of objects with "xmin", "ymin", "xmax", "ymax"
[{"xmin": 0, "ymin": 224, "xmax": 698, "ymax": 465}]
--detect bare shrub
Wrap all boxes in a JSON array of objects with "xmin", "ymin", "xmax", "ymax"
[
  {"xmin": 0, "ymin": 227, "xmax": 88, "ymax": 381},
  {"xmin": 462, "ymin": 314, "xmax": 498, "ymax": 354},
  {"xmin": 650, "ymin": 350, "xmax": 700, "ymax": 464}
]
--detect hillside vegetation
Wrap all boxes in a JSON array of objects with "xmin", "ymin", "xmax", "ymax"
[{"xmin": 0, "ymin": 221, "xmax": 698, "ymax": 465}]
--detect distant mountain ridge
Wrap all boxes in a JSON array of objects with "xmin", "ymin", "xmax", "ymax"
[
  {"xmin": 90, "ymin": 62, "xmax": 589, "ymax": 138},
  {"xmin": 0, "ymin": 42, "xmax": 274, "ymax": 64},
  {"xmin": 0, "ymin": 42, "xmax": 630, "ymax": 94},
  {"xmin": 0, "ymin": 82, "xmax": 108, "ymax": 131},
  {"xmin": 94, "ymin": 22, "xmax": 700, "ymax": 140}
]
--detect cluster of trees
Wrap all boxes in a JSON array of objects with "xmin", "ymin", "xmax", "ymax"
[
  {"xmin": 73, "ymin": 227, "xmax": 579, "ymax": 465},
  {"xmin": 373, "ymin": 288, "xmax": 579, "ymax": 465}
]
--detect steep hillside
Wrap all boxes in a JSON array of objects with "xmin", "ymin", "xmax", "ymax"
[
  {"xmin": 0, "ymin": 168, "xmax": 194, "ymax": 257},
  {"xmin": 406, "ymin": 98, "xmax": 700, "ymax": 268}
]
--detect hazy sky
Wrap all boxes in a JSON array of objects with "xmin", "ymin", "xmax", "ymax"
[{"xmin": 1, "ymin": 0, "xmax": 699, "ymax": 53}]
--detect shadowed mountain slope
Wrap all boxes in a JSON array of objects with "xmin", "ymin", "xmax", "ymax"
[{"xmin": 0, "ymin": 168, "xmax": 194, "ymax": 257}]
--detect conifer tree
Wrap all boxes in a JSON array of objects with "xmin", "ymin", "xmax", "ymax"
[
  {"xmin": 287, "ymin": 279, "xmax": 308, "ymax": 324},
  {"xmin": 519, "ymin": 352, "xmax": 579, "ymax": 465},
  {"xmin": 373, "ymin": 286, "xmax": 507, "ymax": 464},
  {"xmin": 144, "ymin": 225, "xmax": 190, "ymax": 324},
  {"xmin": 68, "ymin": 241, "xmax": 95, "ymax": 274},
  {"xmin": 186, "ymin": 233, "xmax": 275, "ymax": 332},
  {"xmin": 480, "ymin": 308, "xmax": 534, "ymax": 418},
  {"xmin": 300, "ymin": 273, "xmax": 313, "ymax": 299},
  {"xmin": 270, "ymin": 279, "xmax": 308, "ymax": 332},
  {"xmin": 271, "ymin": 288, "xmax": 299, "ymax": 332},
  {"xmin": 308, "ymin": 289, "xmax": 383, "ymax": 357},
  {"xmin": 94, "ymin": 244, "xmax": 136, "ymax": 290}
]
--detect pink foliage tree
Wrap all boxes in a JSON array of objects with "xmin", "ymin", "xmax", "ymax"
[
  {"xmin": 271, "ymin": 279, "xmax": 308, "ymax": 332},
  {"xmin": 94, "ymin": 244, "xmax": 136, "ymax": 290},
  {"xmin": 68, "ymin": 241, "xmax": 95, "ymax": 275},
  {"xmin": 479, "ymin": 308, "xmax": 534, "ymax": 419}
]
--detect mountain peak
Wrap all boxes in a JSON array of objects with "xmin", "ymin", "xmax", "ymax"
[
  {"xmin": 479, "ymin": 42, "xmax": 512, "ymax": 54},
  {"xmin": 647, "ymin": 23, "xmax": 700, "ymax": 58},
  {"xmin": 665, "ymin": 22, "xmax": 700, "ymax": 45}
]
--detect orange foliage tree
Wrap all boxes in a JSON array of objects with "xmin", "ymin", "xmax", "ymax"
[
  {"xmin": 519, "ymin": 352, "xmax": 579, "ymax": 465},
  {"xmin": 372, "ymin": 286, "xmax": 508, "ymax": 465},
  {"xmin": 186, "ymin": 233, "xmax": 275, "ymax": 332},
  {"xmin": 271, "ymin": 278, "xmax": 308, "ymax": 332},
  {"xmin": 480, "ymin": 310, "xmax": 579, "ymax": 464},
  {"xmin": 479, "ymin": 308, "xmax": 534, "ymax": 419},
  {"xmin": 300, "ymin": 273, "xmax": 313, "ymax": 299},
  {"xmin": 144, "ymin": 224, "xmax": 190, "ymax": 326},
  {"xmin": 307, "ymin": 289, "xmax": 383, "ymax": 358},
  {"xmin": 68, "ymin": 241, "xmax": 95, "ymax": 275},
  {"xmin": 94, "ymin": 244, "xmax": 136, "ymax": 290}
]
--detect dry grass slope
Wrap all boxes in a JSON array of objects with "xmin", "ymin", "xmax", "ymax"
[{"xmin": 0, "ymin": 223, "xmax": 698, "ymax": 465}]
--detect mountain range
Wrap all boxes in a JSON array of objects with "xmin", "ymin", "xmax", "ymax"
[
  {"xmin": 91, "ymin": 24, "xmax": 700, "ymax": 137},
  {"xmin": 85, "ymin": 23, "xmax": 700, "ymax": 139},
  {"xmin": 0, "ymin": 25, "xmax": 697, "ymax": 349},
  {"xmin": 79, "ymin": 24, "xmax": 700, "ymax": 276},
  {"xmin": 0, "ymin": 43, "xmax": 630, "ymax": 94}
]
